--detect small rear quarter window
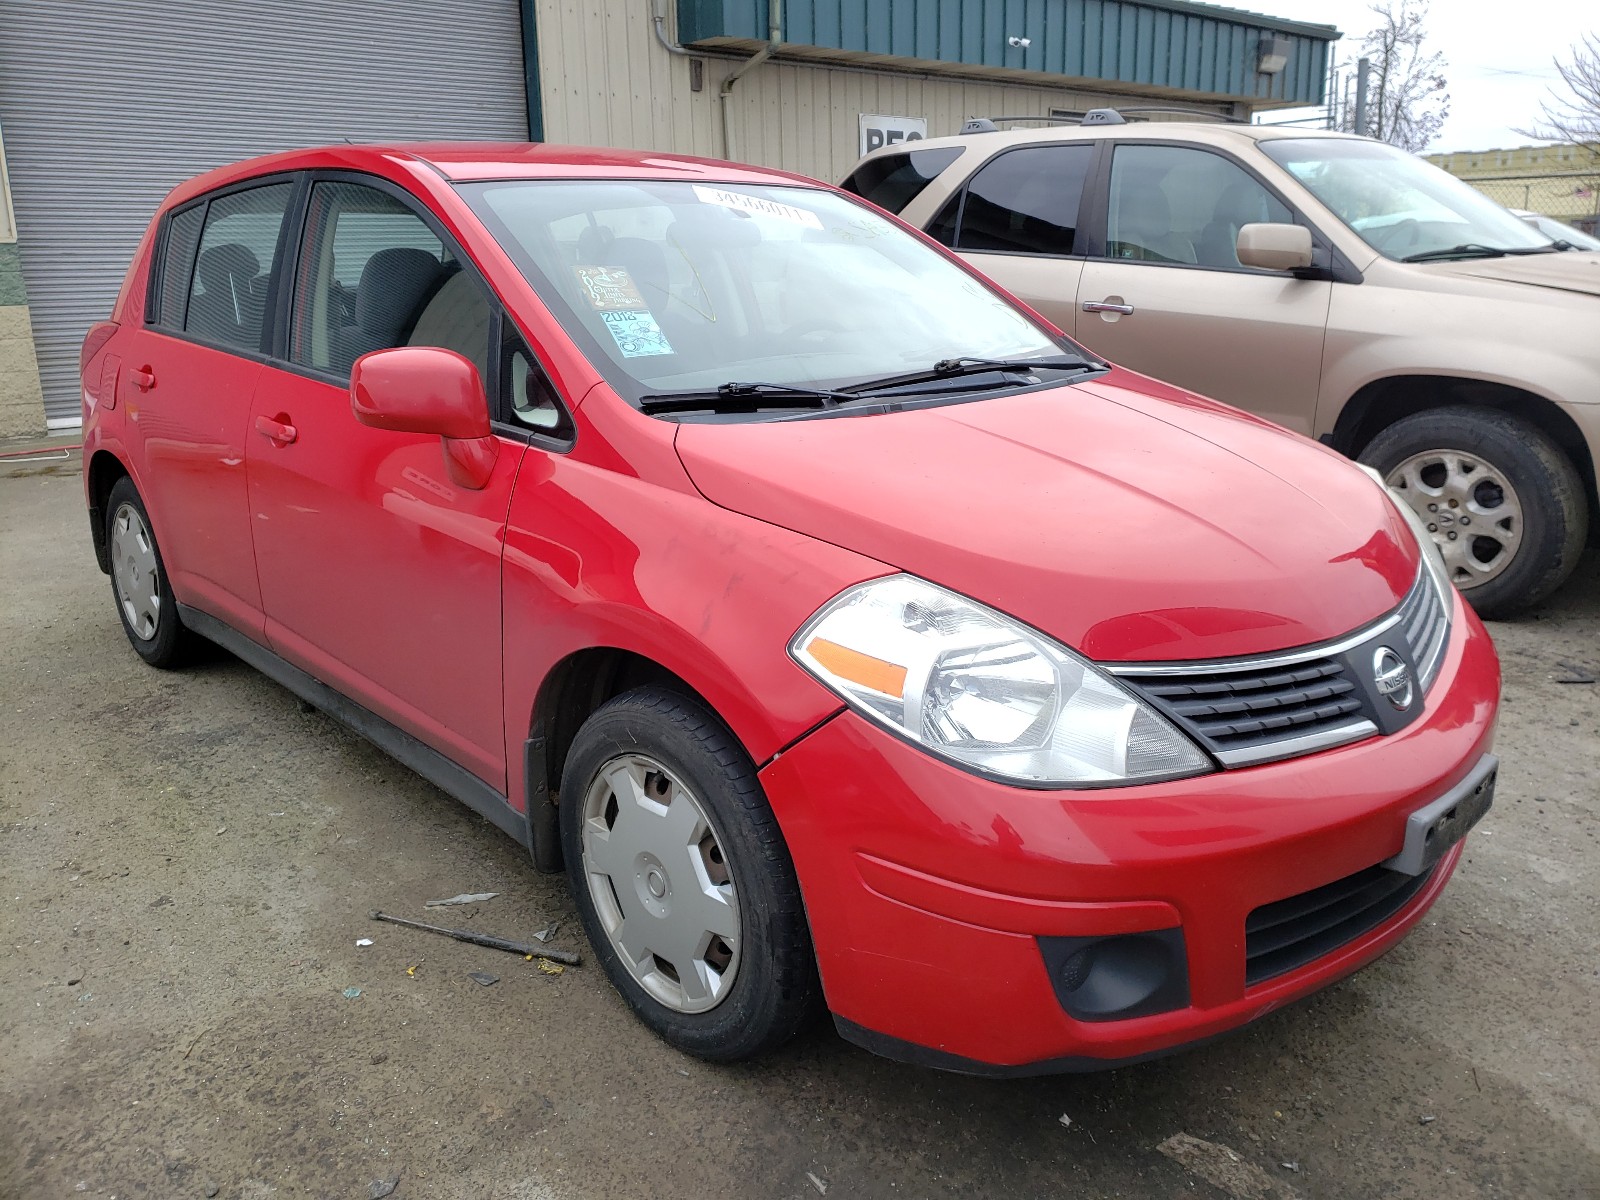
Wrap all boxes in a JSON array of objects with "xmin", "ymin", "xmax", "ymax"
[
  {"xmin": 151, "ymin": 205, "xmax": 205, "ymax": 330},
  {"xmin": 841, "ymin": 146, "xmax": 964, "ymax": 214}
]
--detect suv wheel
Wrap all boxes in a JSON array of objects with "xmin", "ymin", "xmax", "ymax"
[
  {"xmin": 559, "ymin": 686, "xmax": 822, "ymax": 1060},
  {"xmin": 1359, "ymin": 406, "xmax": 1588, "ymax": 617},
  {"xmin": 105, "ymin": 477, "xmax": 199, "ymax": 667}
]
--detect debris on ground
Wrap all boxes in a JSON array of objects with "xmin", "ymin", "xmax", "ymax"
[
  {"xmin": 203, "ymin": 1182, "xmax": 219, "ymax": 1198},
  {"xmin": 425, "ymin": 892, "xmax": 498, "ymax": 907},
  {"xmin": 1156, "ymin": 1132, "xmax": 1301, "ymax": 1200},
  {"xmin": 1281, "ymin": 1161, "xmax": 1300, "ymax": 1172},
  {"xmin": 467, "ymin": 971, "xmax": 499, "ymax": 987},
  {"xmin": 356, "ymin": 938, "xmax": 374, "ymax": 947},
  {"xmin": 533, "ymin": 921, "xmax": 561, "ymax": 943},
  {"xmin": 806, "ymin": 1171, "xmax": 828, "ymax": 1195},
  {"xmin": 1058, "ymin": 1114, "xmax": 1072, "ymax": 1129},
  {"xmin": 369, "ymin": 1175, "xmax": 400, "ymax": 1199},
  {"xmin": 343, "ymin": 987, "xmax": 362, "ymax": 999},
  {"xmin": 406, "ymin": 963, "xmax": 420, "ymax": 978},
  {"xmin": 537, "ymin": 959, "xmax": 565, "ymax": 976},
  {"xmin": 1420, "ymin": 1114, "xmax": 1437, "ymax": 1124},
  {"xmin": 370, "ymin": 910, "xmax": 580, "ymax": 964}
]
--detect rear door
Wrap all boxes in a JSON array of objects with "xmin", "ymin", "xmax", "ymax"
[
  {"xmin": 1074, "ymin": 142, "xmax": 1331, "ymax": 435},
  {"xmin": 119, "ymin": 178, "xmax": 296, "ymax": 636},
  {"xmin": 924, "ymin": 143, "xmax": 1097, "ymax": 337},
  {"xmin": 246, "ymin": 175, "xmax": 525, "ymax": 788}
]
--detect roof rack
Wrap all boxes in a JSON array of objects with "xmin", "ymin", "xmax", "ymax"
[{"xmin": 959, "ymin": 106, "xmax": 1245, "ymax": 135}]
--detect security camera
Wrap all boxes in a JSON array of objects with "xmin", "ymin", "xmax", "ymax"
[{"xmin": 1008, "ymin": 36, "xmax": 1031, "ymax": 48}]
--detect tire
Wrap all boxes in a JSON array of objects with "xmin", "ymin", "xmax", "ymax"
[
  {"xmin": 104, "ymin": 477, "xmax": 198, "ymax": 668},
  {"xmin": 559, "ymin": 686, "xmax": 821, "ymax": 1061},
  {"xmin": 1359, "ymin": 406, "xmax": 1588, "ymax": 619}
]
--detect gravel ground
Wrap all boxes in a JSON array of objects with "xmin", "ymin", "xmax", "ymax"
[{"xmin": 3, "ymin": 452, "xmax": 1597, "ymax": 1200}]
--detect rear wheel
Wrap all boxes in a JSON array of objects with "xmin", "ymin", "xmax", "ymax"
[
  {"xmin": 1359, "ymin": 406, "xmax": 1588, "ymax": 617},
  {"xmin": 560, "ymin": 687, "xmax": 821, "ymax": 1060},
  {"xmin": 105, "ymin": 477, "xmax": 197, "ymax": 668}
]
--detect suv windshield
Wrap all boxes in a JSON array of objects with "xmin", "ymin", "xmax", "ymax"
[
  {"xmin": 1261, "ymin": 138, "xmax": 1554, "ymax": 262},
  {"xmin": 460, "ymin": 180, "xmax": 1066, "ymax": 404}
]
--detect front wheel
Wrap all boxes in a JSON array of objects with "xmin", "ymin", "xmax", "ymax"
[
  {"xmin": 1359, "ymin": 406, "xmax": 1588, "ymax": 618},
  {"xmin": 559, "ymin": 687, "xmax": 821, "ymax": 1061}
]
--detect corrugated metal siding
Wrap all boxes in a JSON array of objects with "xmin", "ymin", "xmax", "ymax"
[
  {"xmin": 0, "ymin": 0, "xmax": 529, "ymax": 426},
  {"xmin": 537, "ymin": 0, "xmax": 1209, "ymax": 182},
  {"xmin": 679, "ymin": 0, "xmax": 1333, "ymax": 107}
]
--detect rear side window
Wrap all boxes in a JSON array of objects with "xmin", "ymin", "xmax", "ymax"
[
  {"xmin": 184, "ymin": 183, "xmax": 295, "ymax": 352},
  {"xmin": 939, "ymin": 145, "xmax": 1095, "ymax": 256},
  {"xmin": 291, "ymin": 180, "xmax": 491, "ymax": 381},
  {"xmin": 842, "ymin": 147, "xmax": 964, "ymax": 214},
  {"xmin": 152, "ymin": 206, "xmax": 205, "ymax": 330}
]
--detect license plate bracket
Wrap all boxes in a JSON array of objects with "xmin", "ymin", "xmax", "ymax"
[{"xmin": 1382, "ymin": 754, "xmax": 1497, "ymax": 877}]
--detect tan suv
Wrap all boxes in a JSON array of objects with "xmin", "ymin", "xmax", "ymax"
[{"xmin": 844, "ymin": 114, "xmax": 1600, "ymax": 616}]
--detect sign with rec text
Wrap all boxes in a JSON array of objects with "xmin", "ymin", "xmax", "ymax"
[{"xmin": 858, "ymin": 114, "xmax": 927, "ymax": 157}]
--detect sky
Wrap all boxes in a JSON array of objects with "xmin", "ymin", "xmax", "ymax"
[{"xmin": 1248, "ymin": 0, "xmax": 1593, "ymax": 151}]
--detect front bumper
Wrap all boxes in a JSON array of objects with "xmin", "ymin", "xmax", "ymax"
[{"xmin": 759, "ymin": 594, "xmax": 1500, "ymax": 1072}]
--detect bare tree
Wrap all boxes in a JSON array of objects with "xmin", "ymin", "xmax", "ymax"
[
  {"xmin": 1518, "ymin": 33, "xmax": 1600, "ymax": 157},
  {"xmin": 1338, "ymin": 1, "xmax": 1450, "ymax": 151}
]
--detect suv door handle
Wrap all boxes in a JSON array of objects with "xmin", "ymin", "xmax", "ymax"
[
  {"xmin": 254, "ymin": 414, "xmax": 298, "ymax": 446},
  {"xmin": 1082, "ymin": 300, "xmax": 1135, "ymax": 315},
  {"xmin": 129, "ymin": 365, "xmax": 157, "ymax": 391}
]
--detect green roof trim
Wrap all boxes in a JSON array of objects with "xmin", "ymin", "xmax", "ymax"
[{"xmin": 677, "ymin": 0, "xmax": 1340, "ymax": 108}]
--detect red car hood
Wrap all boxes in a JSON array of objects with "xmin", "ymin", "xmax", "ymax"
[{"xmin": 672, "ymin": 372, "xmax": 1420, "ymax": 662}]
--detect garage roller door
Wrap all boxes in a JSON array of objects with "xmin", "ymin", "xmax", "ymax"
[{"xmin": 0, "ymin": 0, "xmax": 529, "ymax": 427}]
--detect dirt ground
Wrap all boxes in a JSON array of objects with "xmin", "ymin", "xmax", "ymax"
[{"xmin": 2, "ymin": 448, "xmax": 1597, "ymax": 1200}]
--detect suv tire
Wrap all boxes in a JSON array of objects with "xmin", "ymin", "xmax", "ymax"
[
  {"xmin": 1359, "ymin": 406, "xmax": 1588, "ymax": 618},
  {"xmin": 560, "ymin": 686, "xmax": 822, "ymax": 1060}
]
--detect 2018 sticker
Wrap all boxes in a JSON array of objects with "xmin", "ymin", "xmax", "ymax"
[
  {"xmin": 692, "ymin": 185, "xmax": 823, "ymax": 230},
  {"xmin": 601, "ymin": 309, "xmax": 674, "ymax": 357}
]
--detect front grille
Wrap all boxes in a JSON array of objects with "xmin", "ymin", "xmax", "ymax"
[
  {"xmin": 1111, "ymin": 568, "xmax": 1450, "ymax": 768},
  {"xmin": 1130, "ymin": 658, "xmax": 1365, "ymax": 761},
  {"xmin": 1244, "ymin": 862, "xmax": 1434, "ymax": 986}
]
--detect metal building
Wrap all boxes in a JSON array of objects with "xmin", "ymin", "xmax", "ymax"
[{"xmin": 0, "ymin": 0, "xmax": 1337, "ymax": 434}]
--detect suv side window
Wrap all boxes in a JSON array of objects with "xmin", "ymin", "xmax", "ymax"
[
  {"xmin": 291, "ymin": 180, "xmax": 492, "ymax": 382},
  {"xmin": 1106, "ymin": 144, "xmax": 1292, "ymax": 269},
  {"xmin": 841, "ymin": 147, "xmax": 964, "ymax": 215},
  {"xmin": 933, "ymin": 144, "xmax": 1094, "ymax": 256},
  {"xmin": 183, "ymin": 183, "xmax": 295, "ymax": 351}
]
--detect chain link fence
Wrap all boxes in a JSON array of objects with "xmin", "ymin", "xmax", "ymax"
[{"xmin": 1458, "ymin": 172, "xmax": 1600, "ymax": 234}]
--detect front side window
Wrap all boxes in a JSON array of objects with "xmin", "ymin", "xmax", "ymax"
[
  {"xmin": 462, "ymin": 180, "xmax": 1064, "ymax": 403},
  {"xmin": 1260, "ymin": 138, "xmax": 1553, "ymax": 262},
  {"xmin": 291, "ymin": 181, "xmax": 492, "ymax": 381},
  {"xmin": 935, "ymin": 145, "xmax": 1095, "ymax": 255},
  {"xmin": 1106, "ymin": 144, "xmax": 1292, "ymax": 269},
  {"xmin": 184, "ymin": 183, "xmax": 294, "ymax": 350}
]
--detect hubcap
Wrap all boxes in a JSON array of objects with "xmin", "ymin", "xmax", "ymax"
[
  {"xmin": 110, "ymin": 503, "xmax": 161, "ymax": 640},
  {"xmin": 580, "ymin": 754, "xmax": 740, "ymax": 1014},
  {"xmin": 1385, "ymin": 450, "xmax": 1523, "ymax": 589}
]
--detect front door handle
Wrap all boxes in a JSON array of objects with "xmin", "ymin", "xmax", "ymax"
[
  {"xmin": 254, "ymin": 414, "xmax": 298, "ymax": 446},
  {"xmin": 1082, "ymin": 300, "xmax": 1135, "ymax": 315},
  {"xmin": 129, "ymin": 365, "xmax": 157, "ymax": 391}
]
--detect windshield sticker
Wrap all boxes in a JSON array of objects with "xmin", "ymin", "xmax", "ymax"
[
  {"xmin": 692, "ymin": 185, "xmax": 823, "ymax": 230},
  {"xmin": 573, "ymin": 265, "xmax": 647, "ymax": 310},
  {"xmin": 601, "ymin": 309, "xmax": 675, "ymax": 358}
]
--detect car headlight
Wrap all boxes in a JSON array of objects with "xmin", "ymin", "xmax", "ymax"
[{"xmin": 790, "ymin": 576, "xmax": 1212, "ymax": 787}]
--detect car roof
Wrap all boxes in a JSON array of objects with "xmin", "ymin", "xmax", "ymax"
[
  {"xmin": 862, "ymin": 119, "xmax": 1371, "ymax": 162},
  {"xmin": 164, "ymin": 142, "xmax": 825, "ymax": 209}
]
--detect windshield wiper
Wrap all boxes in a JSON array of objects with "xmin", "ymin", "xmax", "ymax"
[
  {"xmin": 846, "ymin": 354, "xmax": 1099, "ymax": 396},
  {"xmin": 638, "ymin": 381, "xmax": 858, "ymax": 415},
  {"xmin": 1402, "ymin": 243, "xmax": 1560, "ymax": 263}
]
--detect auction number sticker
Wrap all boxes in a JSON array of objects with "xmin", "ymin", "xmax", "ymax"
[{"xmin": 692, "ymin": 185, "xmax": 822, "ymax": 229}]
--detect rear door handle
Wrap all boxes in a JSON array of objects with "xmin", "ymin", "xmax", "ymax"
[
  {"xmin": 129, "ymin": 365, "xmax": 157, "ymax": 391},
  {"xmin": 254, "ymin": 414, "xmax": 298, "ymax": 446},
  {"xmin": 1082, "ymin": 300, "xmax": 1135, "ymax": 315}
]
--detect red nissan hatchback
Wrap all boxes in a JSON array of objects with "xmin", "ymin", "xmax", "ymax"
[{"xmin": 81, "ymin": 144, "xmax": 1499, "ymax": 1074}]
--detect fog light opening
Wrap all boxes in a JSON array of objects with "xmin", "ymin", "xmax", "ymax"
[{"xmin": 1039, "ymin": 928, "xmax": 1190, "ymax": 1022}]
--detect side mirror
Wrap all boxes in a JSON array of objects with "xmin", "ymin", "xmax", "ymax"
[
  {"xmin": 351, "ymin": 347, "xmax": 499, "ymax": 489},
  {"xmin": 1235, "ymin": 222, "xmax": 1314, "ymax": 272}
]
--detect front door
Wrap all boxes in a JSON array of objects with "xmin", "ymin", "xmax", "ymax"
[
  {"xmin": 246, "ymin": 177, "xmax": 523, "ymax": 787},
  {"xmin": 122, "ymin": 180, "xmax": 296, "ymax": 636},
  {"xmin": 1074, "ymin": 142, "xmax": 1331, "ymax": 436}
]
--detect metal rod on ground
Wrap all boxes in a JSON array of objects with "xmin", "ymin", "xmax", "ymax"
[{"xmin": 369, "ymin": 910, "xmax": 581, "ymax": 965}]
